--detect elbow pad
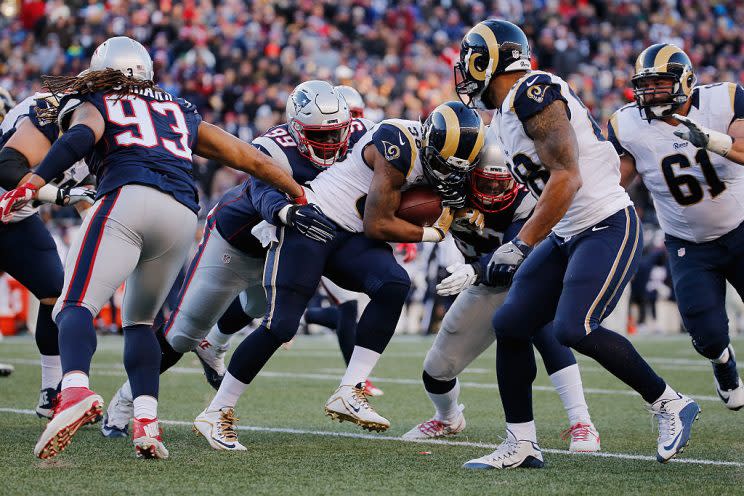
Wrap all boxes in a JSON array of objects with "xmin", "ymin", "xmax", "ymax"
[{"xmin": 0, "ymin": 147, "xmax": 31, "ymax": 190}]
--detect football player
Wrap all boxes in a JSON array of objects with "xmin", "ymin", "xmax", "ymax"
[
  {"xmin": 403, "ymin": 135, "xmax": 600, "ymax": 452},
  {"xmin": 181, "ymin": 101, "xmax": 485, "ymax": 450},
  {"xmin": 0, "ymin": 88, "xmax": 95, "ymax": 417},
  {"xmin": 103, "ymin": 80, "xmax": 370, "ymax": 442},
  {"xmin": 0, "ymin": 36, "xmax": 304, "ymax": 460},
  {"xmin": 336, "ymin": 85, "xmax": 365, "ymax": 118},
  {"xmin": 453, "ymin": 20, "xmax": 698, "ymax": 468},
  {"xmin": 609, "ymin": 43, "xmax": 744, "ymax": 410}
]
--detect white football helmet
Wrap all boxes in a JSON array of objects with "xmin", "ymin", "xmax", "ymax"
[
  {"xmin": 335, "ymin": 85, "xmax": 364, "ymax": 118},
  {"xmin": 287, "ymin": 80, "xmax": 352, "ymax": 168},
  {"xmin": 469, "ymin": 133, "xmax": 518, "ymax": 213},
  {"xmin": 90, "ymin": 36, "xmax": 154, "ymax": 81}
]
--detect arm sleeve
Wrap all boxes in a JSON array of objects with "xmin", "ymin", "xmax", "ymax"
[
  {"xmin": 248, "ymin": 143, "xmax": 292, "ymax": 224},
  {"xmin": 34, "ymin": 124, "xmax": 96, "ymax": 182}
]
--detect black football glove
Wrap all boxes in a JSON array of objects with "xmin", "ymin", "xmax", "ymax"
[
  {"xmin": 484, "ymin": 238, "xmax": 533, "ymax": 287},
  {"xmin": 285, "ymin": 203, "xmax": 336, "ymax": 243},
  {"xmin": 434, "ymin": 182, "xmax": 467, "ymax": 209}
]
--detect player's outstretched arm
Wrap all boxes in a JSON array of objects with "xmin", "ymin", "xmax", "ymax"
[
  {"xmin": 517, "ymin": 100, "xmax": 582, "ymax": 246},
  {"xmin": 673, "ymin": 113, "xmax": 744, "ymax": 165},
  {"xmin": 194, "ymin": 122, "xmax": 304, "ymax": 200},
  {"xmin": 363, "ymin": 145, "xmax": 451, "ymax": 242}
]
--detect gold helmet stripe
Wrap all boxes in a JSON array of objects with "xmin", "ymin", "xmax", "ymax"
[
  {"xmin": 467, "ymin": 118, "xmax": 486, "ymax": 163},
  {"xmin": 467, "ymin": 22, "xmax": 500, "ymax": 81},
  {"xmin": 653, "ymin": 44, "xmax": 682, "ymax": 73},
  {"xmin": 436, "ymin": 104, "xmax": 461, "ymax": 160}
]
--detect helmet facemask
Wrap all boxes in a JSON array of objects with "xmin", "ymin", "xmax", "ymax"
[
  {"xmin": 470, "ymin": 165, "xmax": 518, "ymax": 213},
  {"xmin": 291, "ymin": 119, "xmax": 352, "ymax": 168}
]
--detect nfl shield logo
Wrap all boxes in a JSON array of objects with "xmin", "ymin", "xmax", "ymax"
[{"xmin": 677, "ymin": 248, "xmax": 685, "ymax": 257}]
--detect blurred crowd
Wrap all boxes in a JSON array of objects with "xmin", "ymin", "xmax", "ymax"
[{"xmin": 2, "ymin": 0, "xmax": 743, "ymax": 334}]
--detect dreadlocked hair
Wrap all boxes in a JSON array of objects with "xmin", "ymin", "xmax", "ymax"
[{"xmin": 37, "ymin": 68, "xmax": 163, "ymax": 122}]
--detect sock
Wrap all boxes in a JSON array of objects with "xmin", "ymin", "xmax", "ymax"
[
  {"xmin": 651, "ymin": 384, "xmax": 680, "ymax": 405},
  {"xmin": 496, "ymin": 337, "xmax": 537, "ymax": 423},
  {"xmin": 216, "ymin": 296, "xmax": 254, "ymax": 334},
  {"xmin": 572, "ymin": 326, "xmax": 666, "ymax": 404},
  {"xmin": 226, "ymin": 325, "xmax": 282, "ymax": 384},
  {"xmin": 506, "ymin": 420, "xmax": 537, "ymax": 443},
  {"xmin": 61, "ymin": 371, "xmax": 89, "ymax": 390},
  {"xmin": 712, "ymin": 347, "xmax": 731, "ymax": 364},
  {"xmin": 340, "ymin": 346, "xmax": 380, "ymax": 386},
  {"xmin": 133, "ymin": 395, "xmax": 158, "ymax": 419},
  {"xmin": 121, "ymin": 380, "xmax": 133, "ymax": 402},
  {"xmin": 354, "ymin": 281, "xmax": 409, "ymax": 353},
  {"xmin": 335, "ymin": 301, "xmax": 357, "ymax": 366},
  {"xmin": 56, "ymin": 306, "xmax": 97, "ymax": 376},
  {"xmin": 40, "ymin": 354, "xmax": 62, "ymax": 390},
  {"xmin": 35, "ymin": 303, "xmax": 59, "ymax": 355},
  {"xmin": 208, "ymin": 371, "xmax": 248, "ymax": 411},
  {"xmin": 123, "ymin": 324, "xmax": 160, "ymax": 399},
  {"xmin": 206, "ymin": 325, "xmax": 232, "ymax": 348},
  {"xmin": 155, "ymin": 323, "xmax": 184, "ymax": 374},
  {"xmin": 422, "ymin": 371, "xmax": 461, "ymax": 421},
  {"xmin": 549, "ymin": 364, "xmax": 590, "ymax": 425}
]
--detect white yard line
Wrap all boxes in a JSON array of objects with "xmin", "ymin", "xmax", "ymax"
[
  {"xmin": 0, "ymin": 358, "xmax": 725, "ymax": 403},
  {"xmin": 0, "ymin": 406, "xmax": 739, "ymax": 468}
]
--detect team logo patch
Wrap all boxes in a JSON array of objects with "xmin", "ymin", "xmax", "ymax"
[
  {"xmin": 526, "ymin": 85, "xmax": 546, "ymax": 103},
  {"xmin": 382, "ymin": 141, "xmax": 401, "ymax": 161}
]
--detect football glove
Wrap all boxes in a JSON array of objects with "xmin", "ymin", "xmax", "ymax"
[
  {"xmin": 422, "ymin": 206, "xmax": 453, "ymax": 242},
  {"xmin": 0, "ymin": 182, "xmax": 38, "ymax": 223},
  {"xmin": 434, "ymin": 182, "xmax": 467, "ymax": 209},
  {"xmin": 436, "ymin": 262, "xmax": 483, "ymax": 296},
  {"xmin": 57, "ymin": 186, "xmax": 96, "ymax": 206},
  {"xmin": 484, "ymin": 238, "xmax": 533, "ymax": 287},
  {"xmin": 454, "ymin": 207, "xmax": 485, "ymax": 232},
  {"xmin": 672, "ymin": 113, "xmax": 733, "ymax": 157},
  {"xmin": 283, "ymin": 203, "xmax": 336, "ymax": 243}
]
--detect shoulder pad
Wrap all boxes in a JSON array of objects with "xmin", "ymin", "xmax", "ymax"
[
  {"xmin": 510, "ymin": 73, "xmax": 566, "ymax": 123},
  {"xmin": 56, "ymin": 95, "xmax": 86, "ymax": 132},
  {"xmin": 251, "ymin": 136, "xmax": 292, "ymax": 174},
  {"xmin": 372, "ymin": 121, "xmax": 420, "ymax": 177}
]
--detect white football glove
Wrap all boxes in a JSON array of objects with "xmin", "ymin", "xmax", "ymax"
[
  {"xmin": 58, "ymin": 186, "xmax": 96, "ymax": 206},
  {"xmin": 436, "ymin": 263, "xmax": 482, "ymax": 296},
  {"xmin": 672, "ymin": 113, "xmax": 733, "ymax": 157},
  {"xmin": 484, "ymin": 238, "xmax": 533, "ymax": 287}
]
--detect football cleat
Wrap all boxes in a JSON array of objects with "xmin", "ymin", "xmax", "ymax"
[
  {"xmin": 561, "ymin": 421, "xmax": 600, "ymax": 452},
  {"xmin": 132, "ymin": 417, "xmax": 169, "ymax": 459},
  {"xmin": 195, "ymin": 339, "xmax": 228, "ymax": 390},
  {"xmin": 34, "ymin": 387, "xmax": 104, "ymax": 459},
  {"xmin": 36, "ymin": 384, "xmax": 60, "ymax": 420},
  {"xmin": 101, "ymin": 383, "xmax": 133, "ymax": 438},
  {"xmin": 650, "ymin": 393, "xmax": 700, "ymax": 463},
  {"xmin": 402, "ymin": 405, "xmax": 466, "ymax": 440},
  {"xmin": 363, "ymin": 379, "xmax": 384, "ymax": 397},
  {"xmin": 324, "ymin": 383, "xmax": 390, "ymax": 432},
  {"xmin": 712, "ymin": 345, "xmax": 744, "ymax": 411},
  {"xmin": 0, "ymin": 363, "xmax": 13, "ymax": 376},
  {"xmin": 463, "ymin": 429, "xmax": 544, "ymax": 469},
  {"xmin": 193, "ymin": 407, "xmax": 247, "ymax": 451}
]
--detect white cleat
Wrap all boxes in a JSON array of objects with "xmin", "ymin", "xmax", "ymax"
[
  {"xmin": 324, "ymin": 383, "xmax": 390, "ymax": 432},
  {"xmin": 712, "ymin": 346, "xmax": 744, "ymax": 411},
  {"xmin": 101, "ymin": 382, "xmax": 133, "ymax": 438},
  {"xmin": 402, "ymin": 405, "xmax": 466, "ymax": 440},
  {"xmin": 195, "ymin": 339, "xmax": 228, "ymax": 389},
  {"xmin": 650, "ymin": 393, "xmax": 700, "ymax": 463},
  {"xmin": 463, "ymin": 429, "xmax": 544, "ymax": 469},
  {"xmin": 562, "ymin": 421, "xmax": 600, "ymax": 452},
  {"xmin": 193, "ymin": 407, "xmax": 247, "ymax": 451}
]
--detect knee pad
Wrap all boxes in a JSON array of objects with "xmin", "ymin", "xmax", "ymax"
[
  {"xmin": 265, "ymin": 311, "xmax": 302, "ymax": 344},
  {"xmin": 683, "ymin": 307, "xmax": 729, "ymax": 360},
  {"xmin": 423, "ymin": 346, "xmax": 459, "ymax": 383},
  {"xmin": 165, "ymin": 310, "xmax": 210, "ymax": 353},
  {"xmin": 551, "ymin": 317, "xmax": 585, "ymax": 348},
  {"xmin": 690, "ymin": 333, "xmax": 730, "ymax": 360},
  {"xmin": 492, "ymin": 303, "xmax": 531, "ymax": 340}
]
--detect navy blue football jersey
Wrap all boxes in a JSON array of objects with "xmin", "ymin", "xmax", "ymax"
[
  {"xmin": 451, "ymin": 188, "xmax": 535, "ymax": 263},
  {"xmin": 214, "ymin": 118, "xmax": 373, "ymax": 252},
  {"xmin": 60, "ymin": 89, "xmax": 202, "ymax": 212}
]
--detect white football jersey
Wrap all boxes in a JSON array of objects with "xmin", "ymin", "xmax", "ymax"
[
  {"xmin": 494, "ymin": 71, "xmax": 632, "ymax": 238},
  {"xmin": 0, "ymin": 93, "xmax": 90, "ymax": 222},
  {"xmin": 609, "ymin": 83, "xmax": 744, "ymax": 243},
  {"xmin": 306, "ymin": 119, "xmax": 429, "ymax": 232}
]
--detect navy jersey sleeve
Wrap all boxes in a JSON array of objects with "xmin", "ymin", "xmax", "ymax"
[
  {"xmin": 372, "ymin": 122, "xmax": 418, "ymax": 177},
  {"xmin": 511, "ymin": 73, "xmax": 568, "ymax": 124},
  {"xmin": 732, "ymin": 84, "xmax": 744, "ymax": 120},
  {"xmin": 606, "ymin": 113, "xmax": 630, "ymax": 157},
  {"xmin": 249, "ymin": 142, "xmax": 292, "ymax": 224},
  {"xmin": 27, "ymin": 97, "xmax": 61, "ymax": 145},
  {"xmin": 175, "ymin": 97, "xmax": 202, "ymax": 149}
]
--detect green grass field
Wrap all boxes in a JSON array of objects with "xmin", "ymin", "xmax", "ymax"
[{"xmin": 1, "ymin": 334, "xmax": 743, "ymax": 495}]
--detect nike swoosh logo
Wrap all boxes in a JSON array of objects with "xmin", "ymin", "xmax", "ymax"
[
  {"xmin": 350, "ymin": 404, "xmax": 361, "ymax": 413},
  {"xmin": 663, "ymin": 431, "xmax": 682, "ymax": 451},
  {"xmin": 398, "ymin": 133, "xmax": 405, "ymax": 145},
  {"xmin": 525, "ymin": 76, "xmax": 540, "ymax": 87},
  {"xmin": 213, "ymin": 437, "xmax": 238, "ymax": 449},
  {"xmin": 592, "ymin": 226, "xmax": 609, "ymax": 232}
]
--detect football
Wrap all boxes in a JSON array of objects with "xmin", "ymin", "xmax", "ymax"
[{"xmin": 396, "ymin": 185, "xmax": 442, "ymax": 226}]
